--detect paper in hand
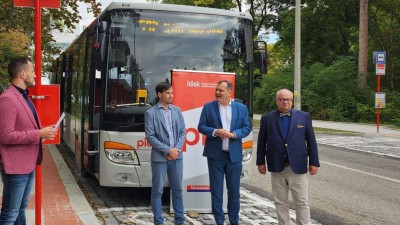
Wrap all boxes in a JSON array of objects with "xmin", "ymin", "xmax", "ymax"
[{"xmin": 55, "ymin": 112, "xmax": 65, "ymax": 129}]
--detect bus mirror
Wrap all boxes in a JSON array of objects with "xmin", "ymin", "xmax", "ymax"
[
  {"xmin": 254, "ymin": 41, "xmax": 268, "ymax": 75},
  {"xmin": 93, "ymin": 21, "xmax": 108, "ymax": 62},
  {"xmin": 258, "ymin": 51, "xmax": 268, "ymax": 75},
  {"xmin": 254, "ymin": 40, "xmax": 266, "ymax": 51}
]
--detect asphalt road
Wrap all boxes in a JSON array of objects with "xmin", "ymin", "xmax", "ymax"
[{"xmin": 244, "ymin": 133, "xmax": 400, "ymax": 225}]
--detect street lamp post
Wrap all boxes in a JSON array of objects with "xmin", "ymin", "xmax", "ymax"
[{"xmin": 294, "ymin": 0, "xmax": 301, "ymax": 110}]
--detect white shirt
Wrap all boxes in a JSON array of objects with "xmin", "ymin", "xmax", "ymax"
[{"xmin": 218, "ymin": 100, "xmax": 232, "ymax": 151}]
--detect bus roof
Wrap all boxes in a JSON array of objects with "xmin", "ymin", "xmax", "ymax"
[{"xmin": 102, "ymin": 2, "xmax": 252, "ymax": 20}]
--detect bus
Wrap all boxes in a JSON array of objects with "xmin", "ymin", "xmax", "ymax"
[{"xmin": 52, "ymin": 2, "xmax": 267, "ymax": 187}]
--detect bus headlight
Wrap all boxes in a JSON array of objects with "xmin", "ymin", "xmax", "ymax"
[
  {"xmin": 104, "ymin": 141, "xmax": 140, "ymax": 165},
  {"xmin": 242, "ymin": 140, "xmax": 253, "ymax": 162}
]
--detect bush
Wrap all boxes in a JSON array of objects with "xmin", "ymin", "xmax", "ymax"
[{"xmin": 254, "ymin": 56, "xmax": 400, "ymax": 126}]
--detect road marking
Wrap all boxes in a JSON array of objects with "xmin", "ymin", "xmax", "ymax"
[{"xmin": 320, "ymin": 160, "xmax": 400, "ymax": 184}]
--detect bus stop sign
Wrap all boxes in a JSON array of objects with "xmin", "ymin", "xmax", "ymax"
[
  {"xmin": 13, "ymin": 0, "xmax": 60, "ymax": 8},
  {"xmin": 373, "ymin": 51, "xmax": 386, "ymax": 64}
]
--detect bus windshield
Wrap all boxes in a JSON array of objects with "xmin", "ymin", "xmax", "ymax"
[{"xmin": 103, "ymin": 9, "xmax": 252, "ymax": 131}]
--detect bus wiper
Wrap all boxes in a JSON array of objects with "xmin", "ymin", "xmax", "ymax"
[
  {"xmin": 158, "ymin": 43, "xmax": 182, "ymax": 55},
  {"xmin": 118, "ymin": 123, "xmax": 144, "ymax": 129},
  {"xmin": 113, "ymin": 103, "xmax": 151, "ymax": 108},
  {"xmin": 223, "ymin": 47, "xmax": 238, "ymax": 57}
]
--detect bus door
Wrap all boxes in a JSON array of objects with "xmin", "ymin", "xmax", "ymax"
[{"xmin": 81, "ymin": 39, "xmax": 103, "ymax": 177}]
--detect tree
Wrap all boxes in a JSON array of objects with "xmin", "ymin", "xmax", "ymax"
[
  {"xmin": 0, "ymin": 30, "xmax": 31, "ymax": 88},
  {"xmin": 369, "ymin": 0, "xmax": 400, "ymax": 90},
  {"xmin": 0, "ymin": 0, "xmax": 101, "ymax": 88},
  {"xmin": 272, "ymin": 0, "xmax": 360, "ymax": 66},
  {"xmin": 358, "ymin": 0, "xmax": 368, "ymax": 90},
  {"xmin": 241, "ymin": 0, "xmax": 277, "ymax": 39},
  {"xmin": 0, "ymin": 0, "xmax": 101, "ymax": 62}
]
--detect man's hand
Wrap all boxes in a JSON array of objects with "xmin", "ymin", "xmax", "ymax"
[
  {"xmin": 309, "ymin": 165, "xmax": 318, "ymax": 175},
  {"xmin": 39, "ymin": 126, "xmax": 57, "ymax": 140},
  {"xmin": 215, "ymin": 129, "xmax": 234, "ymax": 139},
  {"xmin": 258, "ymin": 165, "xmax": 267, "ymax": 174},
  {"xmin": 166, "ymin": 148, "xmax": 181, "ymax": 160}
]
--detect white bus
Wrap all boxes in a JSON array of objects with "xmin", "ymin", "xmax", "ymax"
[{"xmin": 52, "ymin": 2, "xmax": 267, "ymax": 187}]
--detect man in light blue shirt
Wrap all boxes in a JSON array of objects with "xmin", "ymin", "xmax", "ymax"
[{"xmin": 145, "ymin": 82, "xmax": 186, "ymax": 225}]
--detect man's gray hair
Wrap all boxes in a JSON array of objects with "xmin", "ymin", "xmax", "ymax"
[{"xmin": 217, "ymin": 80, "xmax": 232, "ymax": 91}]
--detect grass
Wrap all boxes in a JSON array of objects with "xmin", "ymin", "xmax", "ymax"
[{"xmin": 253, "ymin": 119, "xmax": 260, "ymax": 128}]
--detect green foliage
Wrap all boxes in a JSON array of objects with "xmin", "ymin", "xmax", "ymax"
[
  {"xmin": 0, "ymin": 30, "xmax": 31, "ymax": 89},
  {"xmin": 0, "ymin": 0, "xmax": 101, "ymax": 90},
  {"xmin": 368, "ymin": 1, "xmax": 400, "ymax": 89},
  {"xmin": 270, "ymin": 0, "xmax": 400, "ymax": 92},
  {"xmin": 254, "ymin": 66, "xmax": 294, "ymax": 114},
  {"xmin": 380, "ymin": 90, "xmax": 400, "ymax": 126},
  {"xmin": 273, "ymin": 0, "xmax": 360, "ymax": 66},
  {"xmin": 255, "ymin": 57, "xmax": 400, "ymax": 125},
  {"xmin": 304, "ymin": 57, "xmax": 360, "ymax": 121},
  {"xmin": 0, "ymin": 0, "xmax": 101, "ymax": 65}
]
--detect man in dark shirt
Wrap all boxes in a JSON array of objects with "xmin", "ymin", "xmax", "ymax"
[{"xmin": 0, "ymin": 57, "xmax": 57, "ymax": 224}]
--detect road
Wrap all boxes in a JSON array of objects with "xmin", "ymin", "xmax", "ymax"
[
  {"xmin": 59, "ymin": 132, "xmax": 400, "ymax": 224},
  {"xmin": 244, "ymin": 133, "xmax": 400, "ymax": 225}
]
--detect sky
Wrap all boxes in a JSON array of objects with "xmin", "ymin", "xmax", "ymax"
[
  {"xmin": 53, "ymin": 0, "xmax": 147, "ymax": 43},
  {"xmin": 81, "ymin": 0, "xmax": 148, "ymax": 27},
  {"xmin": 53, "ymin": 0, "xmax": 278, "ymax": 44}
]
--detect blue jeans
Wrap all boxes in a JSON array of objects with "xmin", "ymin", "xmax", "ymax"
[
  {"xmin": 0, "ymin": 170, "xmax": 35, "ymax": 225},
  {"xmin": 151, "ymin": 159, "xmax": 184, "ymax": 225}
]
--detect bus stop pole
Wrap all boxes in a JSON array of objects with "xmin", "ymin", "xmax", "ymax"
[
  {"xmin": 376, "ymin": 74, "xmax": 380, "ymax": 133},
  {"xmin": 34, "ymin": 0, "xmax": 42, "ymax": 223}
]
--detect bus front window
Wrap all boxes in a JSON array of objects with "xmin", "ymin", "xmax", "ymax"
[{"xmin": 103, "ymin": 9, "xmax": 252, "ymax": 132}]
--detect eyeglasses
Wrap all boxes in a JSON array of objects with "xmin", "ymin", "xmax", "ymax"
[{"xmin": 277, "ymin": 98, "xmax": 293, "ymax": 102}]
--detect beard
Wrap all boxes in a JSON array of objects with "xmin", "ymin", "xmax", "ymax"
[{"xmin": 24, "ymin": 79, "xmax": 35, "ymax": 88}]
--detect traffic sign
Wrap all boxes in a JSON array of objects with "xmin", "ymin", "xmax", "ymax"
[
  {"xmin": 14, "ymin": 0, "xmax": 60, "ymax": 8},
  {"xmin": 376, "ymin": 64, "xmax": 386, "ymax": 75},
  {"xmin": 374, "ymin": 51, "xmax": 386, "ymax": 64},
  {"xmin": 375, "ymin": 93, "xmax": 385, "ymax": 108}
]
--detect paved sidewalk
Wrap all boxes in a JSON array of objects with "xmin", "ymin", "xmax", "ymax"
[
  {"xmin": 0, "ymin": 145, "xmax": 100, "ymax": 225},
  {"xmin": 254, "ymin": 114, "xmax": 400, "ymax": 137}
]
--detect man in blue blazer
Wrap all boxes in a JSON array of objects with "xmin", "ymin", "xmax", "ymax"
[
  {"xmin": 257, "ymin": 89, "xmax": 319, "ymax": 225},
  {"xmin": 145, "ymin": 82, "xmax": 186, "ymax": 225},
  {"xmin": 198, "ymin": 80, "xmax": 251, "ymax": 225}
]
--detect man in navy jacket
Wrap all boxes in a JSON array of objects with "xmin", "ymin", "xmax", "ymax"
[{"xmin": 257, "ymin": 89, "xmax": 319, "ymax": 225}]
